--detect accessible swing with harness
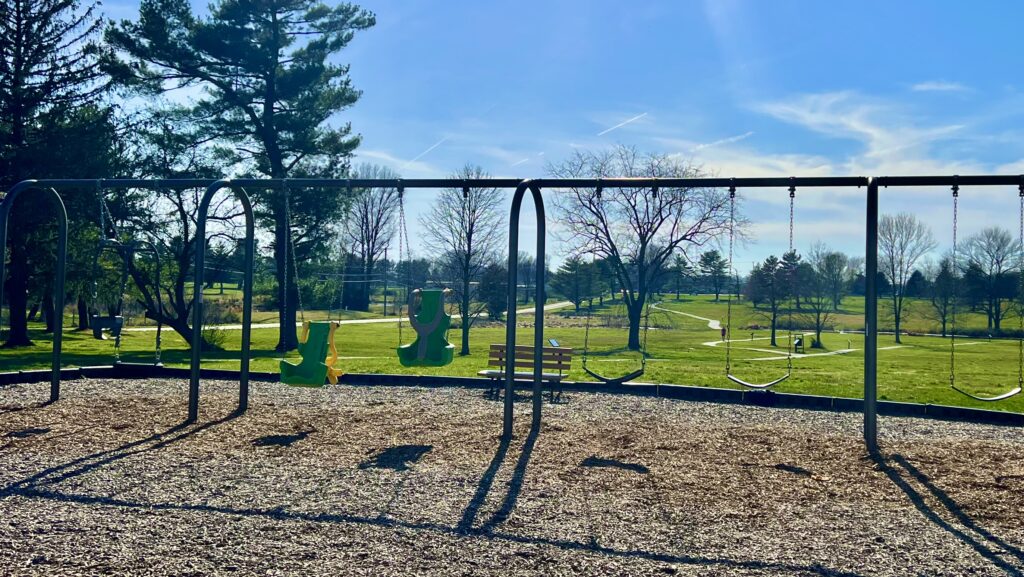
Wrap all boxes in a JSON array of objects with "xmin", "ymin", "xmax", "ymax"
[
  {"xmin": 393, "ymin": 184, "xmax": 456, "ymax": 367},
  {"xmin": 947, "ymin": 179, "xmax": 1023, "ymax": 402},
  {"xmin": 724, "ymin": 180, "xmax": 797, "ymax": 389}
]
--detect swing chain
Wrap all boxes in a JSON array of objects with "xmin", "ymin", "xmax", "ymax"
[
  {"xmin": 397, "ymin": 182, "xmax": 407, "ymax": 346},
  {"xmin": 284, "ymin": 181, "xmax": 305, "ymax": 324},
  {"xmin": 950, "ymin": 181, "xmax": 959, "ymax": 386},
  {"xmin": 725, "ymin": 182, "xmax": 736, "ymax": 374},
  {"xmin": 787, "ymin": 182, "xmax": 796, "ymax": 370},
  {"xmin": 1018, "ymin": 180, "xmax": 1023, "ymax": 388}
]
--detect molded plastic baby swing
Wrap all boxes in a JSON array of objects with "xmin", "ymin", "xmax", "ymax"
[{"xmin": 947, "ymin": 179, "xmax": 1023, "ymax": 402}]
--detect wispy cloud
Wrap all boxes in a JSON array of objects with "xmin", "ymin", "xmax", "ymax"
[
  {"xmin": 510, "ymin": 158, "xmax": 530, "ymax": 167},
  {"xmin": 912, "ymin": 81, "xmax": 969, "ymax": 93},
  {"xmin": 755, "ymin": 91, "xmax": 970, "ymax": 174},
  {"xmin": 358, "ymin": 149, "xmax": 446, "ymax": 179},
  {"xmin": 597, "ymin": 112, "xmax": 648, "ymax": 136}
]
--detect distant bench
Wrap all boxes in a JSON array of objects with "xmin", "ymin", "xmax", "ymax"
[{"xmin": 478, "ymin": 343, "xmax": 573, "ymax": 401}]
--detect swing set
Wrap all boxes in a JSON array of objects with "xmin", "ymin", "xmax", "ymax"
[{"xmin": 723, "ymin": 181, "xmax": 798, "ymax": 389}]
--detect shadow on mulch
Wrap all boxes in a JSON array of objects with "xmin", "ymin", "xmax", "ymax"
[
  {"xmin": 2, "ymin": 412, "xmax": 872, "ymax": 577},
  {"xmin": 873, "ymin": 451, "xmax": 1024, "ymax": 575},
  {"xmin": 6, "ymin": 427, "xmax": 50, "ymax": 439},
  {"xmin": 580, "ymin": 456, "xmax": 649, "ymax": 474},
  {"xmin": 0, "ymin": 409, "xmax": 242, "ymax": 497},
  {"xmin": 359, "ymin": 445, "xmax": 432, "ymax": 472},
  {"xmin": 252, "ymin": 430, "xmax": 313, "ymax": 448}
]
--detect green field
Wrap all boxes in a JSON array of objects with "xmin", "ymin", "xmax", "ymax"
[{"xmin": 3, "ymin": 294, "xmax": 1023, "ymax": 413}]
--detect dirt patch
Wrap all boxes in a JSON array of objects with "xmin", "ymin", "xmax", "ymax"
[{"xmin": 2, "ymin": 378, "xmax": 1023, "ymax": 575}]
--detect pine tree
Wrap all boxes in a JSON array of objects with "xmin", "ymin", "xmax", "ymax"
[
  {"xmin": 0, "ymin": 0, "xmax": 109, "ymax": 346},
  {"xmin": 107, "ymin": 0, "xmax": 375, "ymax": 350}
]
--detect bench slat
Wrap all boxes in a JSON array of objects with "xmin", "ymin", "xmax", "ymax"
[{"xmin": 488, "ymin": 359, "xmax": 570, "ymax": 370}]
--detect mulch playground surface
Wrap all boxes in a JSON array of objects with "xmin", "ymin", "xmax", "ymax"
[{"xmin": 2, "ymin": 378, "xmax": 1024, "ymax": 576}]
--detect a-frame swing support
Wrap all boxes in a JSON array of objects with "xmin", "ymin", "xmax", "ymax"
[{"xmin": 7, "ymin": 176, "xmax": 1024, "ymax": 451}]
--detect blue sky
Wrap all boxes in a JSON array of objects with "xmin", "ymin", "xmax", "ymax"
[{"xmin": 105, "ymin": 0, "xmax": 1024, "ymax": 271}]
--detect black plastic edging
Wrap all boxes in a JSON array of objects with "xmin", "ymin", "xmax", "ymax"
[{"xmin": 1, "ymin": 366, "xmax": 1022, "ymax": 427}]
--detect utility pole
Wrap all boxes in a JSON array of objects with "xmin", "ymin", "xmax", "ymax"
[{"xmin": 382, "ymin": 246, "xmax": 388, "ymax": 317}]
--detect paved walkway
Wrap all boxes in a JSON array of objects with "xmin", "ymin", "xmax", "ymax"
[{"xmin": 122, "ymin": 301, "xmax": 573, "ymax": 332}]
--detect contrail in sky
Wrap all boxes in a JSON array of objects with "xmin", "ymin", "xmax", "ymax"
[
  {"xmin": 403, "ymin": 136, "xmax": 448, "ymax": 168},
  {"xmin": 597, "ymin": 112, "xmax": 648, "ymax": 136}
]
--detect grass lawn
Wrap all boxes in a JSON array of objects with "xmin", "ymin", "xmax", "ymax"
[{"xmin": 3, "ymin": 295, "xmax": 1024, "ymax": 413}]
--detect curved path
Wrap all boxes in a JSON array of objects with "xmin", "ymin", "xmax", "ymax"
[{"xmin": 122, "ymin": 301, "xmax": 574, "ymax": 333}]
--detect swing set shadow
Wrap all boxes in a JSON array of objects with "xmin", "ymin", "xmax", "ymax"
[{"xmin": 0, "ymin": 418, "xmax": 861, "ymax": 577}]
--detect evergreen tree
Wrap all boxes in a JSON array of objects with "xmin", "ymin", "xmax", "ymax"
[
  {"xmin": 108, "ymin": 0, "xmax": 375, "ymax": 350},
  {"xmin": 0, "ymin": 0, "xmax": 110, "ymax": 346},
  {"xmin": 698, "ymin": 249, "xmax": 728, "ymax": 301}
]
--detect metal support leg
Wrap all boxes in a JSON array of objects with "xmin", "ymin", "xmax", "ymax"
[
  {"xmin": 504, "ymin": 180, "xmax": 545, "ymax": 439},
  {"xmin": 864, "ymin": 178, "xmax": 879, "ymax": 452},
  {"xmin": 190, "ymin": 180, "xmax": 255, "ymax": 422}
]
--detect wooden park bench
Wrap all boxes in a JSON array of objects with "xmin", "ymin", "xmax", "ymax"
[{"xmin": 478, "ymin": 343, "xmax": 573, "ymax": 401}]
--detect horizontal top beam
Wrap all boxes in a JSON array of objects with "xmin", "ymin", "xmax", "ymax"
[
  {"xmin": 874, "ymin": 175, "xmax": 1024, "ymax": 187},
  {"xmin": 6, "ymin": 174, "xmax": 1024, "ymax": 192}
]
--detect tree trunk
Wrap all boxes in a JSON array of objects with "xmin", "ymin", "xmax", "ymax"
[
  {"xmin": 273, "ymin": 202, "xmax": 299, "ymax": 352},
  {"xmin": 4, "ymin": 243, "xmax": 33, "ymax": 347},
  {"xmin": 77, "ymin": 296, "xmax": 90, "ymax": 330},
  {"xmin": 627, "ymin": 299, "xmax": 643, "ymax": 351},
  {"xmin": 27, "ymin": 301, "xmax": 40, "ymax": 322},
  {"xmin": 892, "ymin": 295, "xmax": 902, "ymax": 344},
  {"xmin": 42, "ymin": 292, "xmax": 54, "ymax": 333}
]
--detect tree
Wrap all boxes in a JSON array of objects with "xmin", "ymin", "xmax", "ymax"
[
  {"xmin": 804, "ymin": 245, "xmax": 838, "ymax": 347},
  {"xmin": 0, "ymin": 0, "xmax": 109, "ymax": 346},
  {"xmin": 108, "ymin": 0, "xmax": 375, "ymax": 351},
  {"xmin": 747, "ymin": 255, "xmax": 786, "ymax": 346},
  {"xmin": 962, "ymin": 227, "xmax": 1019, "ymax": 332},
  {"xmin": 780, "ymin": 250, "xmax": 804, "ymax": 309},
  {"xmin": 699, "ymin": 250, "xmax": 728, "ymax": 301},
  {"xmin": 927, "ymin": 256, "xmax": 958, "ymax": 337},
  {"xmin": 672, "ymin": 254, "xmax": 694, "ymax": 299},
  {"xmin": 550, "ymin": 256, "xmax": 595, "ymax": 313},
  {"xmin": 115, "ymin": 107, "xmax": 241, "ymax": 349},
  {"xmin": 814, "ymin": 248, "xmax": 850, "ymax": 311},
  {"xmin": 879, "ymin": 213, "xmax": 936, "ymax": 343},
  {"xmin": 905, "ymin": 270, "xmax": 929, "ymax": 298},
  {"xmin": 345, "ymin": 164, "xmax": 400, "ymax": 311},
  {"xmin": 549, "ymin": 145, "xmax": 731, "ymax": 350},
  {"xmin": 478, "ymin": 263, "xmax": 508, "ymax": 321},
  {"xmin": 517, "ymin": 251, "xmax": 536, "ymax": 305},
  {"xmin": 422, "ymin": 165, "xmax": 506, "ymax": 355}
]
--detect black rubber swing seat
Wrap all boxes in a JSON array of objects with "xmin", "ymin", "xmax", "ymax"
[
  {"xmin": 583, "ymin": 366, "xmax": 645, "ymax": 386},
  {"xmin": 951, "ymin": 384, "xmax": 1022, "ymax": 402},
  {"xmin": 726, "ymin": 372, "xmax": 790, "ymax": 389}
]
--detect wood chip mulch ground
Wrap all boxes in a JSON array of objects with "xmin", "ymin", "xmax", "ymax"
[{"xmin": 2, "ymin": 378, "xmax": 1024, "ymax": 576}]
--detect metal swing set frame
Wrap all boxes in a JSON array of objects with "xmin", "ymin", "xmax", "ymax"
[{"xmin": 4, "ymin": 175, "xmax": 1024, "ymax": 450}]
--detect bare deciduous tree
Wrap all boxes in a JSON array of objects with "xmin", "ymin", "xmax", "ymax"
[
  {"xmin": 963, "ymin": 227, "xmax": 1019, "ymax": 332},
  {"xmin": 549, "ymin": 145, "xmax": 731, "ymax": 350},
  {"xmin": 421, "ymin": 165, "xmax": 506, "ymax": 355},
  {"xmin": 804, "ymin": 243, "xmax": 840, "ymax": 347},
  {"xmin": 345, "ymin": 164, "xmax": 400, "ymax": 311},
  {"xmin": 879, "ymin": 213, "xmax": 936, "ymax": 343}
]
